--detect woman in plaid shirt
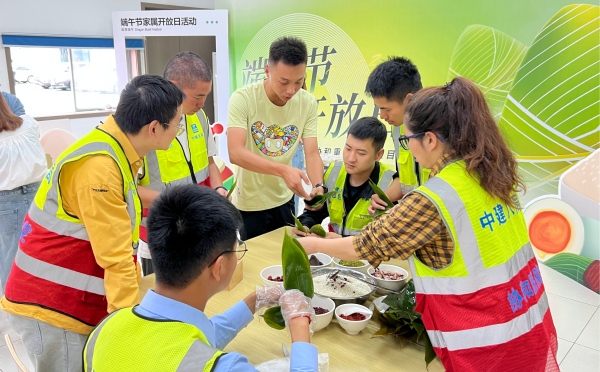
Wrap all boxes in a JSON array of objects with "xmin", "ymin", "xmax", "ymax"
[{"xmin": 299, "ymin": 77, "xmax": 559, "ymax": 372}]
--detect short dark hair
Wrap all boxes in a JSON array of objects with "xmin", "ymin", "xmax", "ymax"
[
  {"xmin": 365, "ymin": 56, "xmax": 422, "ymax": 103},
  {"xmin": 163, "ymin": 51, "xmax": 212, "ymax": 89},
  {"xmin": 113, "ymin": 75, "xmax": 183, "ymax": 135},
  {"xmin": 348, "ymin": 117, "xmax": 388, "ymax": 152},
  {"xmin": 147, "ymin": 184, "xmax": 243, "ymax": 289},
  {"xmin": 269, "ymin": 36, "xmax": 308, "ymax": 66}
]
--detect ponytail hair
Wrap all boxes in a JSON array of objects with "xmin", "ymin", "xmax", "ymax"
[
  {"xmin": 404, "ymin": 77, "xmax": 525, "ymax": 208},
  {"xmin": 0, "ymin": 94, "xmax": 23, "ymax": 133}
]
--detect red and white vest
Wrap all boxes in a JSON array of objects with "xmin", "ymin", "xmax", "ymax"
[
  {"xmin": 408, "ymin": 161, "xmax": 559, "ymax": 372},
  {"xmin": 4, "ymin": 127, "xmax": 141, "ymax": 326}
]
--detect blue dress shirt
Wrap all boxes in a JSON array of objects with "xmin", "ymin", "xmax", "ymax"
[{"xmin": 136, "ymin": 290, "xmax": 318, "ymax": 371}]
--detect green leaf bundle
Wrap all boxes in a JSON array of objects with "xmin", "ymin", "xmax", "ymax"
[
  {"xmin": 292, "ymin": 212, "xmax": 308, "ymax": 233},
  {"xmin": 304, "ymin": 191, "xmax": 337, "ymax": 207},
  {"xmin": 309, "ymin": 224, "xmax": 327, "ymax": 237},
  {"xmin": 226, "ymin": 180, "xmax": 237, "ymax": 198},
  {"xmin": 372, "ymin": 279, "xmax": 436, "ymax": 367},
  {"xmin": 261, "ymin": 229, "xmax": 314, "ymax": 329},
  {"xmin": 368, "ymin": 180, "xmax": 393, "ymax": 216}
]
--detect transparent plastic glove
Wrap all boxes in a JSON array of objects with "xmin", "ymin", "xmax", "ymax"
[
  {"xmin": 278, "ymin": 289, "xmax": 316, "ymax": 333},
  {"xmin": 255, "ymin": 284, "xmax": 286, "ymax": 311}
]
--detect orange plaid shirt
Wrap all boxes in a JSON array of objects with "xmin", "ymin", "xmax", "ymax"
[{"xmin": 353, "ymin": 153, "xmax": 458, "ymax": 269}]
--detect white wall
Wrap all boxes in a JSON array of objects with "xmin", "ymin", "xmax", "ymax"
[
  {"xmin": 38, "ymin": 114, "xmax": 108, "ymax": 139},
  {"xmin": 0, "ymin": 0, "xmax": 216, "ymax": 88},
  {"xmin": 0, "ymin": 0, "xmax": 216, "ymax": 37}
]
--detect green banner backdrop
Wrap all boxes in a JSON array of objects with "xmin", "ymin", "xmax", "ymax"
[{"xmin": 218, "ymin": 0, "xmax": 600, "ymax": 291}]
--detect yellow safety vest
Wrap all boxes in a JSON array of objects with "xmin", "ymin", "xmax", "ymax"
[
  {"xmin": 324, "ymin": 161, "xmax": 395, "ymax": 236},
  {"xmin": 84, "ymin": 307, "xmax": 224, "ymax": 372},
  {"xmin": 141, "ymin": 111, "xmax": 210, "ymax": 191},
  {"xmin": 32, "ymin": 125, "xmax": 141, "ymax": 247},
  {"xmin": 407, "ymin": 160, "xmax": 553, "ymax": 369},
  {"xmin": 392, "ymin": 125, "xmax": 431, "ymax": 194}
]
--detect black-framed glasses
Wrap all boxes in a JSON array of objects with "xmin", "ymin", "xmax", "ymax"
[
  {"xmin": 208, "ymin": 231, "xmax": 248, "ymax": 267},
  {"xmin": 398, "ymin": 132, "xmax": 446, "ymax": 150},
  {"xmin": 164, "ymin": 121, "xmax": 185, "ymax": 136}
]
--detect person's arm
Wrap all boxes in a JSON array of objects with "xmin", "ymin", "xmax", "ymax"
[
  {"xmin": 300, "ymin": 192, "xmax": 444, "ymax": 267},
  {"xmin": 210, "ymin": 299, "xmax": 255, "ymax": 349},
  {"xmin": 207, "ymin": 156, "xmax": 227, "ymax": 197},
  {"xmin": 210, "ymin": 286, "xmax": 284, "ymax": 348},
  {"xmin": 137, "ymin": 186, "xmax": 160, "ymax": 209},
  {"xmin": 302, "ymin": 137, "xmax": 324, "ymax": 190},
  {"xmin": 201, "ymin": 114, "xmax": 226, "ymax": 196},
  {"xmin": 61, "ymin": 156, "xmax": 139, "ymax": 312},
  {"xmin": 279, "ymin": 289, "xmax": 318, "ymax": 371},
  {"xmin": 300, "ymin": 235, "xmax": 358, "ymax": 259},
  {"xmin": 227, "ymin": 93, "xmax": 310, "ymax": 198}
]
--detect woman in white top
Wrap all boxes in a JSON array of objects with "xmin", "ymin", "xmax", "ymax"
[{"xmin": 0, "ymin": 94, "xmax": 47, "ymax": 292}]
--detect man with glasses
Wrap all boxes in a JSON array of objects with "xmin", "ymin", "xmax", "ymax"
[
  {"xmin": 138, "ymin": 52, "xmax": 227, "ymax": 276},
  {"xmin": 1, "ymin": 75, "xmax": 184, "ymax": 371},
  {"xmin": 365, "ymin": 57, "xmax": 429, "ymax": 212},
  {"xmin": 84, "ymin": 185, "xmax": 318, "ymax": 371}
]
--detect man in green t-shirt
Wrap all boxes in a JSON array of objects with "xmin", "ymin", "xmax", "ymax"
[
  {"xmin": 228, "ymin": 37, "xmax": 324, "ymax": 239},
  {"xmin": 365, "ymin": 57, "xmax": 426, "ymax": 213}
]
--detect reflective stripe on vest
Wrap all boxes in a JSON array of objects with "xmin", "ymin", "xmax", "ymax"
[
  {"xmin": 407, "ymin": 161, "xmax": 554, "ymax": 359},
  {"xmin": 325, "ymin": 161, "xmax": 395, "ymax": 236},
  {"xmin": 5, "ymin": 126, "xmax": 141, "ymax": 325},
  {"xmin": 30, "ymin": 132, "xmax": 140, "ymax": 246},
  {"xmin": 426, "ymin": 294, "xmax": 549, "ymax": 351},
  {"xmin": 84, "ymin": 307, "xmax": 224, "ymax": 372},
  {"xmin": 392, "ymin": 125, "xmax": 431, "ymax": 194},
  {"xmin": 15, "ymin": 249, "xmax": 105, "ymax": 295},
  {"xmin": 143, "ymin": 112, "xmax": 210, "ymax": 192}
]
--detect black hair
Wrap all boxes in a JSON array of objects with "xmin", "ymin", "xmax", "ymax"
[
  {"xmin": 348, "ymin": 117, "xmax": 388, "ymax": 152},
  {"xmin": 163, "ymin": 51, "xmax": 212, "ymax": 89},
  {"xmin": 147, "ymin": 184, "xmax": 243, "ymax": 289},
  {"xmin": 269, "ymin": 36, "xmax": 308, "ymax": 66},
  {"xmin": 405, "ymin": 77, "xmax": 525, "ymax": 208},
  {"xmin": 365, "ymin": 56, "xmax": 422, "ymax": 103},
  {"xmin": 113, "ymin": 75, "xmax": 183, "ymax": 135}
]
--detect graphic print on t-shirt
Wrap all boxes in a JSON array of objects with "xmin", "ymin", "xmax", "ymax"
[{"xmin": 251, "ymin": 121, "xmax": 299, "ymax": 157}]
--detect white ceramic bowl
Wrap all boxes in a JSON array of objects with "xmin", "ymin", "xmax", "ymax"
[
  {"xmin": 334, "ymin": 303, "xmax": 373, "ymax": 335},
  {"xmin": 259, "ymin": 265, "xmax": 284, "ymax": 286},
  {"xmin": 309, "ymin": 252, "xmax": 333, "ymax": 270},
  {"xmin": 367, "ymin": 264, "xmax": 409, "ymax": 294},
  {"xmin": 332, "ymin": 258, "xmax": 371, "ymax": 274},
  {"xmin": 311, "ymin": 295, "xmax": 335, "ymax": 332}
]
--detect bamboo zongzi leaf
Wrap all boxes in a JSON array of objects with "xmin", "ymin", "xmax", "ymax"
[
  {"xmin": 368, "ymin": 180, "xmax": 393, "ymax": 211},
  {"xmin": 309, "ymin": 224, "xmax": 327, "ymax": 237},
  {"xmin": 226, "ymin": 180, "xmax": 237, "ymax": 198},
  {"xmin": 291, "ymin": 211, "xmax": 308, "ymax": 233},
  {"xmin": 304, "ymin": 191, "xmax": 338, "ymax": 207}
]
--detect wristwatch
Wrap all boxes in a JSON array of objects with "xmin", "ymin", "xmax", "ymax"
[
  {"xmin": 314, "ymin": 183, "xmax": 328, "ymax": 193},
  {"xmin": 214, "ymin": 186, "xmax": 228, "ymax": 192}
]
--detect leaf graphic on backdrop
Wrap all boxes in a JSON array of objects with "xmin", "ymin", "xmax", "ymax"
[
  {"xmin": 498, "ymin": 4, "xmax": 600, "ymax": 203},
  {"xmin": 448, "ymin": 25, "xmax": 528, "ymax": 118}
]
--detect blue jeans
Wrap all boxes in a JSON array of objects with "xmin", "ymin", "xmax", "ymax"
[
  {"xmin": 0, "ymin": 181, "xmax": 40, "ymax": 292},
  {"xmin": 292, "ymin": 143, "xmax": 305, "ymax": 215}
]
